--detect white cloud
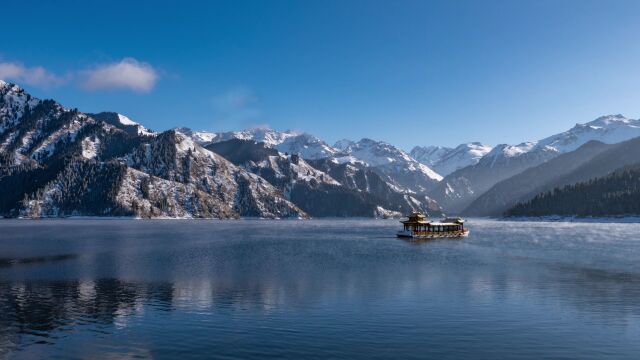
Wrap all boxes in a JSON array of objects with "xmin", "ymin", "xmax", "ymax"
[
  {"xmin": 80, "ymin": 58, "xmax": 159, "ymax": 92},
  {"xmin": 0, "ymin": 62, "xmax": 65, "ymax": 88}
]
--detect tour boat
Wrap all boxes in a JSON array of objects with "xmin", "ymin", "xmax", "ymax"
[{"xmin": 397, "ymin": 212, "xmax": 469, "ymax": 239}]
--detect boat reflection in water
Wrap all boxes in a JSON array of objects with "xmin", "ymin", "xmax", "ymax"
[{"xmin": 397, "ymin": 212, "xmax": 469, "ymax": 239}]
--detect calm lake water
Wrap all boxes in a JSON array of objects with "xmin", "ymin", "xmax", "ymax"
[{"xmin": 1, "ymin": 219, "xmax": 640, "ymax": 359}]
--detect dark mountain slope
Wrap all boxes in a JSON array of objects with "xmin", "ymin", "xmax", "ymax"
[
  {"xmin": 428, "ymin": 145, "xmax": 557, "ymax": 213},
  {"xmin": 308, "ymin": 158, "xmax": 443, "ymax": 216},
  {"xmin": 463, "ymin": 140, "xmax": 612, "ymax": 216},
  {"xmin": 207, "ymin": 139, "xmax": 413, "ymax": 217},
  {"xmin": 506, "ymin": 165, "xmax": 640, "ymax": 217}
]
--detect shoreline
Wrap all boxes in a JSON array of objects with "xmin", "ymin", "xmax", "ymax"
[
  {"xmin": 0, "ymin": 216, "xmax": 394, "ymax": 221},
  {"xmin": 500, "ymin": 215, "xmax": 640, "ymax": 223}
]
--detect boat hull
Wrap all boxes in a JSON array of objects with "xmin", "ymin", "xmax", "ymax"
[{"xmin": 396, "ymin": 230, "xmax": 469, "ymax": 239}]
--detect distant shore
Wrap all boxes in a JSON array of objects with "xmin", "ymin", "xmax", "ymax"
[{"xmin": 501, "ymin": 215, "xmax": 640, "ymax": 223}]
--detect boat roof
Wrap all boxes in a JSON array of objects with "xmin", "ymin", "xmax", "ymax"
[
  {"xmin": 442, "ymin": 217, "xmax": 465, "ymax": 224},
  {"xmin": 400, "ymin": 219, "xmax": 429, "ymax": 224}
]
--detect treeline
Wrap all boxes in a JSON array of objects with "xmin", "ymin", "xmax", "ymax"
[{"xmin": 506, "ymin": 165, "xmax": 640, "ymax": 217}]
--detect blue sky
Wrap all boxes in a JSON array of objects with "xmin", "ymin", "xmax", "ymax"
[{"xmin": 2, "ymin": 0, "xmax": 640, "ymax": 150}]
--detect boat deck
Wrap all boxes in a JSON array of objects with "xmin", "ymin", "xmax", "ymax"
[{"xmin": 397, "ymin": 229, "xmax": 469, "ymax": 239}]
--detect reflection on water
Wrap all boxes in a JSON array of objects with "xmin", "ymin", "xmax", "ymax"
[{"xmin": 1, "ymin": 219, "xmax": 640, "ymax": 359}]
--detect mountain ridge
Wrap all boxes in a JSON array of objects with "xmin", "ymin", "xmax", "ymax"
[{"xmin": 4, "ymin": 79, "xmax": 640, "ymax": 218}]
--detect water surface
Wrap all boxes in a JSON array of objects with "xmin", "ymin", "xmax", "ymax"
[{"xmin": 1, "ymin": 219, "xmax": 640, "ymax": 359}]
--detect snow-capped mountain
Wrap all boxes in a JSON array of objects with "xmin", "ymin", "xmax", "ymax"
[
  {"xmin": 429, "ymin": 114, "xmax": 640, "ymax": 214},
  {"xmin": 0, "ymin": 81, "xmax": 305, "ymax": 219},
  {"xmin": 536, "ymin": 114, "xmax": 640, "ymax": 153},
  {"xmin": 0, "ymin": 81, "xmax": 434, "ymax": 219},
  {"xmin": 411, "ymin": 142, "xmax": 492, "ymax": 176},
  {"xmin": 206, "ymin": 138, "xmax": 436, "ymax": 217},
  {"xmin": 308, "ymin": 157, "xmax": 443, "ymax": 216},
  {"xmin": 409, "ymin": 145, "xmax": 452, "ymax": 167},
  {"xmin": 333, "ymin": 139, "xmax": 356, "ymax": 151},
  {"xmin": 5, "ymin": 78, "xmax": 640, "ymax": 219},
  {"xmin": 1, "ymin": 80, "xmax": 99, "ymax": 166},
  {"xmin": 333, "ymin": 138, "xmax": 442, "ymax": 193},
  {"xmin": 178, "ymin": 127, "xmax": 340, "ymax": 160},
  {"xmin": 181, "ymin": 130, "xmax": 443, "ymax": 195}
]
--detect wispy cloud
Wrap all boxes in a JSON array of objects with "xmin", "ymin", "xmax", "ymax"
[
  {"xmin": 79, "ymin": 58, "xmax": 159, "ymax": 92},
  {"xmin": 0, "ymin": 61, "xmax": 66, "ymax": 88},
  {"xmin": 0, "ymin": 57, "xmax": 160, "ymax": 93},
  {"xmin": 213, "ymin": 86, "xmax": 258, "ymax": 110}
]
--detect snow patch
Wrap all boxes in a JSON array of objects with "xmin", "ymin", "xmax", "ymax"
[{"xmin": 81, "ymin": 136, "xmax": 100, "ymax": 159}]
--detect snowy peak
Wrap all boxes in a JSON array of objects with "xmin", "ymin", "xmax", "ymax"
[
  {"xmin": 337, "ymin": 138, "xmax": 413, "ymax": 167},
  {"xmin": 410, "ymin": 145, "xmax": 452, "ymax": 166},
  {"xmin": 174, "ymin": 127, "xmax": 218, "ymax": 144},
  {"xmin": 180, "ymin": 127, "xmax": 339, "ymax": 160},
  {"xmin": 178, "ymin": 127, "xmax": 299, "ymax": 147},
  {"xmin": 536, "ymin": 114, "xmax": 640, "ymax": 153},
  {"xmin": 0, "ymin": 80, "xmax": 40, "ymax": 130},
  {"xmin": 337, "ymin": 138, "xmax": 443, "ymax": 187},
  {"xmin": 587, "ymin": 114, "xmax": 634, "ymax": 126},
  {"xmin": 117, "ymin": 113, "xmax": 153, "ymax": 135},
  {"xmin": 89, "ymin": 112, "xmax": 153, "ymax": 136},
  {"xmin": 411, "ymin": 142, "xmax": 492, "ymax": 176},
  {"xmin": 275, "ymin": 132, "xmax": 339, "ymax": 159},
  {"xmin": 456, "ymin": 142, "xmax": 493, "ymax": 157},
  {"xmin": 333, "ymin": 139, "xmax": 356, "ymax": 151},
  {"xmin": 224, "ymin": 127, "xmax": 300, "ymax": 146},
  {"xmin": 490, "ymin": 142, "xmax": 538, "ymax": 158}
]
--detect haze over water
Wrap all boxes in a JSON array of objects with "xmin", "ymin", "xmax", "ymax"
[{"xmin": 1, "ymin": 219, "xmax": 640, "ymax": 359}]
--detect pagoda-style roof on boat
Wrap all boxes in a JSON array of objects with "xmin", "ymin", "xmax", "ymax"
[{"xmin": 400, "ymin": 212, "xmax": 429, "ymax": 224}]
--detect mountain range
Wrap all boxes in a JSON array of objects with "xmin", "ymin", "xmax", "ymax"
[
  {"xmin": 2, "ymin": 79, "xmax": 640, "ymax": 219},
  {"xmin": 428, "ymin": 115, "xmax": 640, "ymax": 215}
]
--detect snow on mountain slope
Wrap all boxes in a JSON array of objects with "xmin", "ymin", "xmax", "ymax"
[
  {"xmin": 430, "ymin": 114, "xmax": 640, "ymax": 214},
  {"xmin": 124, "ymin": 130, "xmax": 308, "ymax": 218},
  {"xmin": 205, "ymin": 138, "xmax": 340, "ymax": 189},
  {"xmin": 339, "ymin": 138, "xmax": 442, "ymax": 180},
  {"xmin": 275, "ymin": 133, "xmax": 340, "ymax": 159},
  {"xmin": 536, "ymin": 114, "xmax": 640, "ymax": 153},
  {"xmin": 89, "ymin": 112, "xmax": 153, "ymax": 136},
  {"xmin": 175, "ymin": 128, "xmax": 218, "ymax": 144},
  {"xmin": 410, "ymin": 145, "xmax": 451, "ymax": 167},
  {"xmin": 0, "ymin": 80, "xmax": 40, "ymax": 132},
  {"xmin": 411, "ymin": 142, "xmax": 492, "ymax": 176},
  {"xmin": 205, "ymin": 138, "xmax": 416, "ymax": 217},
  {"xmin": 333, "ymin": 138, "xmax": 442, "ymax": 194},
  {"xmin": 116, "ymin": 114, "xmax": 153, "ymax": 135},
  {"xmin": 0, "ymin": 81, "xmax": 108, "ymax": 166},
  {"xmin": 0, "ymin": 82, "xmax": 307, "ymax": 219},
  {"xmin": 307, "ymin": 157, "xmax": 445, "ymax": 216},
  {"xmin": 178, "ymin": 127, "xmax": 340, "ymax": 160},
  {"xmin": 333, "ymin": 139, "xmax": 356, "ymax": 151}
]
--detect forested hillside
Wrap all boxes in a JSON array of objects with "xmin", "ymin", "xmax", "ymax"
[{"xmin": 506, "ymin": 166, "xmax": 640, "ymax": 217}]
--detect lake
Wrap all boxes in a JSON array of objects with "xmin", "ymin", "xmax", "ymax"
[{"xmin": 1, "ymin": 218, "xmax": 640, "ymax": 359}]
